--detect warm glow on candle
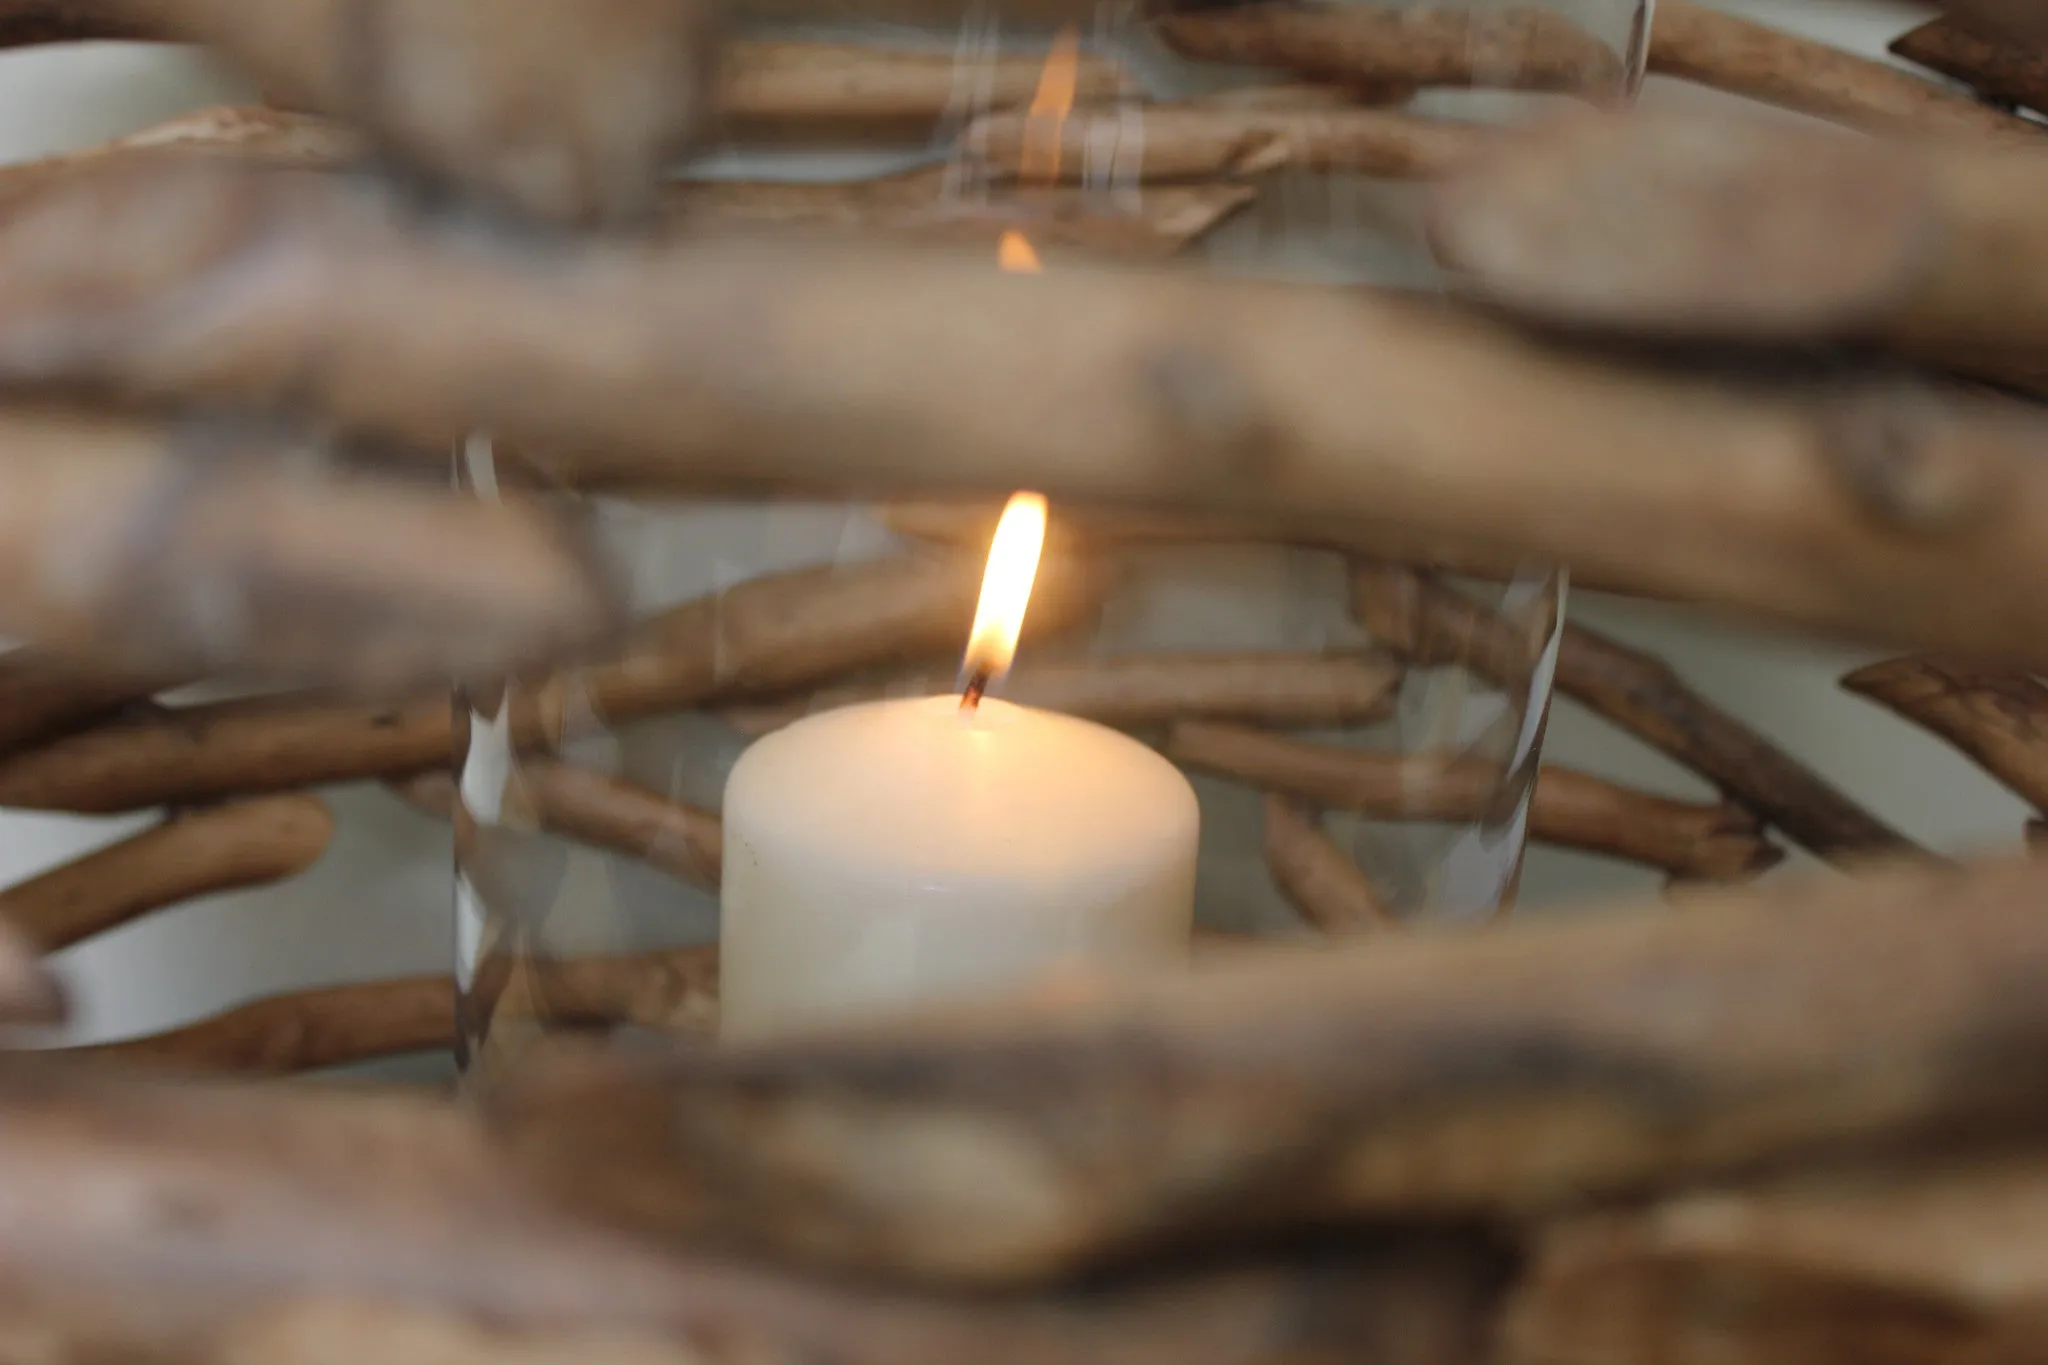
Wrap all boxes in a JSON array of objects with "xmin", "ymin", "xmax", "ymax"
[
  {"xmin": 997, "ymin": 230, "xmax": 1043, "ymax": 273},
  {"xmin": 961, "ymin": 492, "xmax": 1048, "ymax": 703}
]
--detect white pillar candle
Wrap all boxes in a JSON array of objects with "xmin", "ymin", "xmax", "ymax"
[{"xmin": 719, "ymin": 694, "xmax": 1199, "ymax": 1038}]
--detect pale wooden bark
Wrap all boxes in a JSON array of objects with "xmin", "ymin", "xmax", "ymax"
[
  {"xmin": 1842, "ymin": 657, "xmax": 2048, "ymax": 812},
  {"xmin": 9, "ymin": 162, "xmax": 2048, "ymax": 670},
  {"xmin": 1649, "ymin": 0, "xmax": 2038, "ymax": 138},
  {"xmin": 1351, "ymin": 563, "xmax": 1919, "ymax": 863},
  {"xmin": 0, "ymin": 796, "xmax": 333, "ymax": 950},
  {"xmin": 487, "ymin": 853, "xmax": 2048, "ymax": 1284},
  {"xmin": 0, "ymin": 551, "xmax": 1100, "ymax": 814},
  {"xmin": 719, "ymin": 651, "xmax": 1404, "ymax": 737},
  {"xmin": 1261, "ymin": 794, "xmax": 1395, "ymax": 934},
  {"xmin": 1167, "ymin": 720, "xmax": 1783, "ymax": 881}
]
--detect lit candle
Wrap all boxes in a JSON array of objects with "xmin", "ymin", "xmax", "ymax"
[{"xmin": 719, "ymin": 493, "xmax": 1200, "ymax": 1039}]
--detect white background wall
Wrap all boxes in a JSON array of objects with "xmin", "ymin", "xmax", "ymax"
[{"xmin": 0, "ymin": 1, "xmax": 2030, "ymax": 1056}]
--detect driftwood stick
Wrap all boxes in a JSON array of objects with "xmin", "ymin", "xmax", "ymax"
[
  {"xmin": 1893, "ymin": 16, "xmax": 2048, "ymax": 116},
  {"xmin": 1935, "ymin": 0, "xmax": 2048, "ymax": 47},
  {"xmin": 69, "ymin": 945, "xmax": 720, "ymax": 1074},
  {"xmin": 1262, "ymin": 794, "xmax": 1394, "ymax": 934},
  {"xmin": 0, "ymin": 551, "xmax": 1100, "ymax": 814},
  {"xmin": 0, "ymin": 920, "xmax": 64, "ymax": 1024},
  {"xmin": 1842, "ymin": 657, "xmax": 2048, "ymax": 813},
  {"xmin": 1351, "ymin": 563, "xmax": 1919, "ymax": 864},
  {"xmin": 0, "ymin": 796, "xmax": 333, "ymax": 951},
  {"xmin": 13, "ymin": 163, "xmax": 2048, "ymax": 670},
  {"xmin": 0, "ymin": 650, "xmax": 173, "ymax": 760},
  {"xmin": 486, "ymin": 853, "xmax": 2048, "ymax": 1285},
  {"xmin": 718, "ymin": 651, "xmax": 1404, "ymax": 738},
  {"xmin": 0, "ymin": 0, "xmax": 161, "ymax": 43},
  {"xmin": 1149, "ymin": 4, "xmax": 1627, "ymax": 99},
  {"xmin": 1427, "ymin": 107, "xmax": 2048, "ymax": 392},
  {"xmin": 1503, "ymin": 1157, "xmax": 2048, "ymax": 1365},
  {"xmin": 1166, "ymin": 720, "xmax": 1783, "ymax": 882},
  {"xmin": 396, "ymin": 765, "xmax": 722, "ymax": 893},
  {"xmin": 959, "ymin": 100, "xmax": 1481, "ymax": 183},
  {"xmin": 0, "ymin": 1060, "xmax": 1509, "ymax": 1365},
  {"xmin": 1647, "ymin": 0, "xmax": 2038, "ymax": 139},
  {"xmin": 0, "ymin": 409, "xmax": 619, "ymax": 694},
  {"xmin": 122, "ymin": 0, "xmax": 721, "ymax": 227}
]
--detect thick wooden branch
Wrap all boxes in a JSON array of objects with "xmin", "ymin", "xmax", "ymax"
[
  {"xmin": 1166, "ymin": 719, "xmax": 1783, "ymax": 881},
  {"xmin": 0, "ymin": 551, "xmax": 1100, "ymax": 814},
  {"xmin": 0, "ymin": 1060, "xmax": 1508, "ymax": 1365},
  {"xmin": 11, "ymin": 163, "xmax": 2048, "ymax": 670},
  {"xmin": 0, "ymin": 796, "xmax": 333, "ymax": 951},
  {"xmin": 1428, "ymin": 106, "xmax": 2048, "ymax": 373},
  {"xmin": 1149, "ymin": 4, "xmax": 1627, "ymax": 99},
  {"xmin": 719, "ymin": 651, "xmax": 1404, "ymax": 737},
  {"xmin": 1261, "ymin": 794, "xmax": 1394, "ymax": 934},
  {"xmin": 396, "ymin": 764, "xmax": 722, "ymax": 893},
  {"xmin": 959, "ymin": 100, "xmax": 1480, "ymax": 183},
  {"xmin": 1504, "ymin": 1157, "xmax": 2048, "ymax": 1365},
  {"xmin": 488, "ymin": 853, "xmax": 2048, "ymax": 1285},
  {"xmin": 1648, "ymin": 0, "xmax": 2037, "ymax": 139},
  {"xmin": 71, "ymin": 945, "xmax": 719, "ymax": 1073},
  {"xmin": 0, "ymin": 650, "xmax": 171, "ymax": 760},
  {"xmin": 1842, "ymin": 657, "xmax": 2048, "ymax": 813},
  {"xmin": 1351, "ymin": 563, "xmax": 1919, "ymax": 863},
  {"xmin": 1892, "ymin": 16, "xmax": 2048, "ymax": 117},
  {"xmin": 0, "ymin": 409, "xmax": 619, "ymax": 694}
]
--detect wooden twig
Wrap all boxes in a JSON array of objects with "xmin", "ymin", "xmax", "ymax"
[
  {"xmin": 1261, "ymin": 794, "xmax": 1394, "ymax": 934},
  {"xmin": 396, "ymin": 764, "xmax": 722, "ymax": 893},
  {"xmin": 70, "ymin": 945, "xmax": 719, "ymax": 1074},
  {"xmin": 1167, "ymin": 720, "xmax": 1783, "ymax": 882},
  {"xmin": 0, "ymin": 409, "xmax": 620, "ymax": 693},
  {"xmin": 959, "ymin": 100, "xmax": 1481, "ymax": 183},
  {"xmin": 719, "ymin": 651, "xmax": 1404, "ymax": 737},
  {"xmin": 488, "ymin": 853, "xmax": 2048, "ymax": 1285},
  {"xmin": 1352, "ymin": 563, "xmax": 1919, "ymax": 864},
  {"xmin": 1504, "ymin": 1157, "xmax": 2048, "ymax": 1365},
  {"xmin": 0, "ymin": 919, "xmax": 63, "ymax": 1024},
  {"xmin": 1149, "ymin": 4, "xmax": 1627, "ymax": 99},
  {"xmin": 0, "ymin": 796, "xmax": 333, "ymax": 951},
  {"xmin": 1893, "ymin": 16, "xmax": 2048, "ymax": 117},
  {"xmin": 0, "ymin": 1059, "xmax": 1509, "ymax": 1365},
  {"xmin": 0, "ymin": 551, "xmax": 1101, "ymax": 814},
  {"xmin": 0, "ymin": 650, "xmax": 171, "ymax": 760},
  {"xmin": 16, "ymin": 160, "xmax": 2048, "ymax": 669},
  {"xmin": 1842, "ymin": 657, "xmax": 2048, "ymax": 813},
  {"xmin": 1647, "ymin": 0, "xmax": 2038, "ymax": 139},
  {"xmin": 1427, "ymin": 106, "xmax": 2048, "ymax": 399}
]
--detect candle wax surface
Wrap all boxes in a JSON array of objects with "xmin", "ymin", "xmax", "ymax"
[{"xmin": 720, "ymin": 694, "xmax": 1199, "ymax": 1038}]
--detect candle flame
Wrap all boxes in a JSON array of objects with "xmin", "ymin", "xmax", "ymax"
[
  {"xmin": 997, "ymin": 230, "xmax": 1042, "ymax": 273},
  {"xmin": 1019, "ymin": 25, "xmax": 1080, "ymax": 183},
  {"xmin": 960, "ymin": 492, "xmax": 1048, "ymax": 708}
]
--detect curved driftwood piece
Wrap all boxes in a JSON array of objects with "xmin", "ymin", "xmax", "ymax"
[
  {"xmin": 1167, "ymin": 720, "xmax": 1782, "ymax": 881},
  {"xmin": 0, "ymin": 409, "xmax": 618, "ymax": 694},
  {"xmin": 0, "ymin": 1060, "xmax": 1509, "ymax": 1365},
  {"xmin": 1262, "ymin": 794, "xmax": 1394, "ymax": 935},
  {"xmin": 1893, "ymin": 16, "xmax": 2048, "ymax": 116},
  {"xmin": 123, "ymin": 0, "xmax": 720, "ymax": 227},
  {"xmin": 0, "ymin": 650, "xmax": 172, "ymax": 760},
  {"xmin": 1648, "ymin": 0, "xmax": 2037, "ymax": 138},
  {"xmin": 489, "ymin": 853, "xmax": 2048, "ymax": 1285},
  {"xmin": 1352, "ymin": 563, "xmax": 1918, "ymax": 863},
  {"xmin": 1150, "ymin": 4, "xmax": 1627, "ymax": 98},
  {"xmin": 396, "ymin": 765, "xmax": 722, "ymax": 893},
  {"xmin": 12, "ymin": 163, "xmax": 2048, "ymax": 670},
  {"xmin": 1428, "ymin": 107, "xmax": 2048, "ymax": 372},
  {"xmin": 0, "ymin": 795, "xmax": 333, "ymax": 951},
  {"xmin": 959, "ymin": 100, "xmax": 1481, "ymax": 182},
  {"xmin": 0, "ymin": 551, "xmax": 1100, "ymax": 814},
  {"xmin": 1504, "ymin": 1157, "xmax": 2048, "ymax": 1365},
  {"xmin": 1842, "ymin": 657, "xmax": 2048, "ymax": 812},
  {"xmin": 70, "ymin": 945, "xmax": 720, "ymax": 1073},
  {"xmin": 719, "ymin": 651, "xmax": 1404, "ymax": 737}
]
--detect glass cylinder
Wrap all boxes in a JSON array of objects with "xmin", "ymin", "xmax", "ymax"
[{"xmin": 454, "ymin": 0, "xmax": 1642, "ymax": 1077}]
